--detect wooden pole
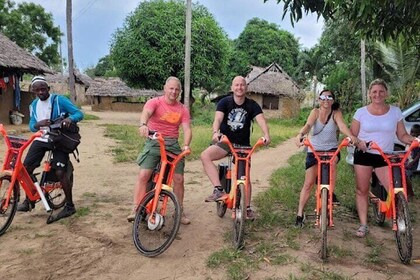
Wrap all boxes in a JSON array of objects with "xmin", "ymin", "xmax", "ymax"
[
  {"xmin": 360, "ymin": 39, "xmax": 367, "ymax": 105},
  {"xmin": 66, "ymin": 0, "xmax": 76, "ymax": 103},
  {"xmin": 184, "ymin": 0, "xmax": 191, "ymax": 108}
]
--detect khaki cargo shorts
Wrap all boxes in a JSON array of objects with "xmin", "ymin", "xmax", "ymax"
[{"xmin": 136, "ymin": 138, "xmax": 185, "ymax": 174}]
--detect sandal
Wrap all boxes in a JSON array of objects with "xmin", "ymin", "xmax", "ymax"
[{"xmin": 356, "ymin": 224, "xmax": 369, "ymax": 238}]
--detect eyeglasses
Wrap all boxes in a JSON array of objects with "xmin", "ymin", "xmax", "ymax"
[{"xmin": 319, "ymin": 95, "xmax": 333, "ymax": 101}]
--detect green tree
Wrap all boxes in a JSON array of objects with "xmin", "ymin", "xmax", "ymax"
[
  {"xmin": 267, "ymin": 0, "xmax": 420, "ymax": 43},
  {"xmin": 234, "ymin": 18, "xmax": 300, "ymax": 77},
  {"xmin": 374, "ymin": 37, "xmax": 420, "ymax": 107},
  {"xmin": 110, "ymin": 0, "xmax": 230, "ymax": 95},
  {"xmin": 0, "ymin": 0, "xmax": 62, "ymax": 66}
]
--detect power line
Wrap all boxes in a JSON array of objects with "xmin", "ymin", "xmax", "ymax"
[{"xmin": 73, "ymin": 0, "xmax": 100, "ymax": 21}]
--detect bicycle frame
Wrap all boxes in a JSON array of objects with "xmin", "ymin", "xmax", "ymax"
[
  {"xmin": 0, "ymin": 124, "xmax": 52, "ymax": 212},
  {"xmin": 302, "ymin": 137, "xmax": 351, "ymax": 227},
  {"xmin": 369, "ymin": 140, "xmax": 419, "ymax": 230},
  {"xmin": 144, "ymin": 132, "xmax": 190, "ymax": 220},
  {"xmin": 132, "ymin": 131, "xmax": 190, "ymax": 257},
  {"xmin": 220, "ymin": 135, "xmax": 265, "ymax": 213}
]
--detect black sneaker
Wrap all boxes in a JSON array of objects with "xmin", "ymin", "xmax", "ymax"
[
  {"xmin": 295, "ymin": 214, "xmax": 305, "ymax": 228},
  {"xmin": 17, "ymin": 199, "xmax": 35, "ymax": 212},
  {"xmin": 47, "ymin": 204, "xmax": 76, "ymax": 224},
  {"xmin": 332, "ymin": 193, "xmax": 340, "ymax": 206}
]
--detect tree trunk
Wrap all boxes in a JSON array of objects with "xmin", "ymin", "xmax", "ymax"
[
  {"xmin": 312, "ymin": 75, "xmax": 318, "ymax": 108},
  {"xmin": 360, "ymin": 39, "xmax": 367, "ymax": 105}
]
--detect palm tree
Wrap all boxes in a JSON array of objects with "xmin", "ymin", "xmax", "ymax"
[{"xmin": 374, "ymin": 36, "xmax": 420, "ymax": 107}]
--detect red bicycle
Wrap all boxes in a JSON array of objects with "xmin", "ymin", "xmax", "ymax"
[
  {"xmin": 215, "ymin": 135, "xmax": 266, "ymax": 249},
  {"xmin": 368, "ymin": 138, "xmax": 419, "ymax": 264},
  {"xmin": 301, "ymin": 137, "xmax": 351, "ymax": 259},
  {"xmin": 132, "ymin": 131, "xmax": 190, "ymax": 257},
  {"xmin": 0, "ymin": 124, "xmax": 70, "ymax": 235}
]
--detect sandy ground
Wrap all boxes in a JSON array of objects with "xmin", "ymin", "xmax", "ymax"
[{"xmin": 0, "ymin": 107, "xmax": 419, "ymax": 280}]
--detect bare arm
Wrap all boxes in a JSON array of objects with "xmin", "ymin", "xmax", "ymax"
[
  {"xmin": 181, "ymin": 121, "xmax": 192, "ymax": 150},
  {"xmin": 211, "ymin": 111, "xmax": 224, "ymax": 142},
  {"xmin": 334, "ymin": 110, "xmax": 360, "ymax": 144},
  {"xmin": 396, "ymin": 120, "xmax": 415, "ymax": 145},
  {"xmin": 295, "ymin": 109, "xmax": 317, "ymax": 146},
  {"xmin": 138, "ymin": 107, "xmax": 154, "ymax": 137},
  {"xmin": 255, "ymin": 113, "xmax": 271, "ymax": 145}
]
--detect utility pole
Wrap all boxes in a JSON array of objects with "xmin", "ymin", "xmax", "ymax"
[
  {"xmin": 59, "ymin": 25, "xmax": 64, "ymax": 75},
  {"xmin": 360, "ymin": 39, "xmax": 366, "ymax": 105},
  {"xmin": 66, "ymin": 0, "xmax": 76, "ymax": 103},
  {"xmin": 184, "ymin": 0, "xmax": 191, "ymax": 108}
]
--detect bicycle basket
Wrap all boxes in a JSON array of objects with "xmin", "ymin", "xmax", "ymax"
[{"xmin": 7, "ymin": 136, "xmax": 28, "ymax": 148}]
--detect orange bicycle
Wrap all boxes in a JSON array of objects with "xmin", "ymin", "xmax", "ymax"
[
  {"xmin": 368, "ymin": 138, "xmax": 419, "ymax": 264},
  {"xmin": 0, "ymin": 124, "xmax": 70, "ymax": 235},
  {"xmin": 132, "ymin": 131, "xmax": 190, "ymax": 257},
  {"xmin": 215, "ymin": 135, "xmax": 265, "ymax": 249},
  {"xmin": 301, "ymin": 137, "xmax": 351, "ymax": 259}
]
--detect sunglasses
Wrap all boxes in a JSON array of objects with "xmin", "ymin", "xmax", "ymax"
[{"xmin": 319, "ymin": 95, "xmax": 334, "ymax": 101}]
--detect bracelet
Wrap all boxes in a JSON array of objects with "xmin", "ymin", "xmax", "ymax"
[
  {"xmin": 140, "ymin": 123, "xmax": 147, "ymax": 127},
  {"xmin": 213, "ymin": 130, "xmax": 218, "ymax": 134}
]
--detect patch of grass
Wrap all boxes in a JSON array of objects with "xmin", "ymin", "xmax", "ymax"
[
  {"xmin": 17, "ymin": 248, "xmax": 34, "ymax": 255},
  {"xmin": 328, "ymin": 244, "xmax": 354, "ymax": 258},
  {"xmin": 299, "ymin": 262, "xmax": 350, "ymax": 279},
  {"xmin": 207, "ymin": 248, "xmax": 254, "ymax": 280},
  {"xmin": 271, "ymin": 253, "xmax": 296, "ymax": 265},
  {"xmin": 82, "ymin": 113, "xmax": 100, "ymax": 121},
  {"xmin": 363, "ymin": 237, "xmax": 384, "ymax": 265},
  {"xmin": 75, "ymin": 206, "xmax": 91, "ymax": 217}
]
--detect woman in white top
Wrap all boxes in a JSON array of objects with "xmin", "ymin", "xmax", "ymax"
[
  {"xmin": 351, "ymin": 78, "xmax": 415, "ymax": 237},
  {"xmin": 294, "ymin": 90, "xmax": 359, "ymax": 227}
]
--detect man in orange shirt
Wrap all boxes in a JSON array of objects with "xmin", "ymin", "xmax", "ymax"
[{"xmin": 127, "ymin": 77, "xmax": 192, "ymax": 225}]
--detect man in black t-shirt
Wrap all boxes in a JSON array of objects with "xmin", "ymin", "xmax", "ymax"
[{"xmin": 200, "ymin": 76, "xmax": 271, "ymax": 219}]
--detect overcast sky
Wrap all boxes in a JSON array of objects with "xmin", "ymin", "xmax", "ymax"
[{"xmin": 14, "ymin": 0, "xmax": 324, "ymax": 71}]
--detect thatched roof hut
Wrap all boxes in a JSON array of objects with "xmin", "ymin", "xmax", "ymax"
[
  {"xmin": 0, "ymin": 32, "xmax": 53, "ymax": 74},
  {"xmin": 245, "ymin": 62, "xmax": 303, "ymax": 118},
  {"xmin": 246, "ymin": 62, "xmax": 301, "ymax": 97},
  {"xmin": 86, "ymin": 77, "xmax": 161, "ymax": 112},
  {"xmin": 86, "ymin": 77, "xmax": 160, "ymax": 97},
  {"xmin": 45, "ymin": 69, "xmax": 92, "ymax": 87}
]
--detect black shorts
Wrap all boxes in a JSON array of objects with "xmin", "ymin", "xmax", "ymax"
[
  {"xmin": 353, "ymin": 149, "xmax": 387, "ymax": 168},
  {"xmin": 305, "ymin": 149, "xmax": 341, "ymax": 170},
  {"xmin": 24, "ymin": 140, "xmax": 69, "ymax": 171}
]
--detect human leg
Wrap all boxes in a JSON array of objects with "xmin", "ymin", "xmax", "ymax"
[
  {"xmin": 46, "ymin": 151, "xmax": 76, "ymax": 223},
  {"xmin": 354, "ymin": 164, "xmax": 373, "ymax": 236},
  {"xmin": 18, "ymin": 141, "xmax": 49, "ymax": 212},
  {"xmin": 200, "ymin": 145, "xmax": 228, "ymax": 201},
  {"xmin": 295, "ymin": 165, "xmax": 317, "ymax": 226}
]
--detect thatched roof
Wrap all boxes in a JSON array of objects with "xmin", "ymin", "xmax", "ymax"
[
  {"xmin": 85, "ymin": 77, "xmax": 161, "ymax": 97},
  {"xmin": 0, "ymin": 32, "xmax": 53, "ymax": 74},
  {"xmin": 45, "ymin": 69, "xmax": 92, "ymax": 87},
  {"xmin": 245, "ymin": 63, "xmax": 301, "ymax": 97}
]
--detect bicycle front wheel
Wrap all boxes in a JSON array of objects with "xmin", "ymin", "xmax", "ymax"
[
  {"xmin": 0, "ymin": 175, "xmax": 20, "ymax": 236},
  {"xmin": 320, "ymin": 188, "xmax": 328, "ymax": 260},
  {"xmin": 233, "ymin": 183, "xmax": 246, "ymax": 249},
  {"xmin": 132, "ymin": 189, "xmax": 181, "ymax": 257},
  {"xmin": 395, "ymin": 192, "xmax": 412, "ymax": 264}
]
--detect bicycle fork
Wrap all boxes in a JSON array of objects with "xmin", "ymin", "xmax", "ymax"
[{"xmin": 316, "ymin": 162, "xmax": 333, "ymax": 227}]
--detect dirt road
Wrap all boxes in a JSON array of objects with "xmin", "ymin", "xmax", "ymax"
[{"xmin": 0, "ymin": 108, "xmax": 419, "ymax": 280}]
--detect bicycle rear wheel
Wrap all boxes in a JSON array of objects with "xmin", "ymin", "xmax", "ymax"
[
  {"xmin": 132, "ymin": 189, "xmax": 181, "ymax": 257},
  {"xmin": 233, "ymin": 183, "xmax": 246, "ymax": 249},
  {"xmin": 0, "ymin": 175, "xmax": 20, "ymax": 236},
  {"xmin": 395, "ymin": 192, "xmax": 412, "ymax": 264},
  {"xmin": 320, "ymin": 188, "xmax": 328, "ymax": 260}
]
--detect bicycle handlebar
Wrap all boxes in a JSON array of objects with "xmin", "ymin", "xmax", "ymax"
[
  {"xmin": 302, "ymin": 137, "xmax": 352, "ymax": 162},
  {"xmin": 368, "ymin": 138, "xmax": 420, "ymax": 165},
  {"xmin": 219, "ymin": 134, "xmax": 265, "ymax": 159}
]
